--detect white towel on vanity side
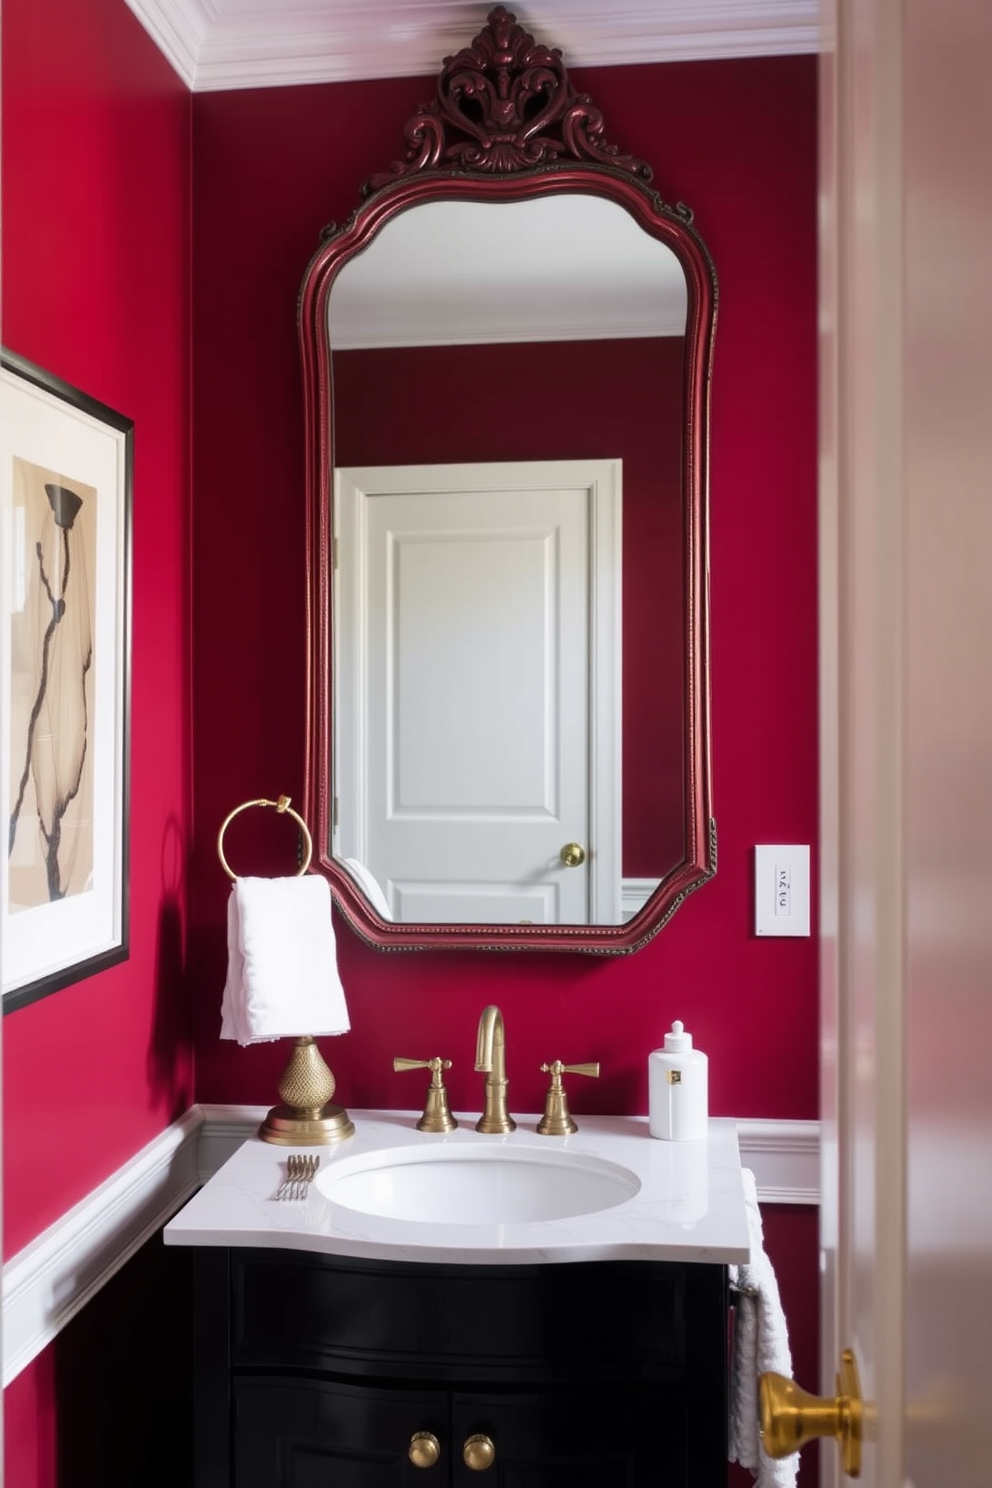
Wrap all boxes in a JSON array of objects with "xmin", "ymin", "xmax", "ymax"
[
  {"xmin": 728, "ymin": 1166, "xmax": 799, "ymax": 1488},
  {"xmin": 341, "ymin": 857, "xmax": 392, "ymax": 921},
  {"xmin": 220, "ymin": 875, "xmax": 350, "ymax": 1046}
]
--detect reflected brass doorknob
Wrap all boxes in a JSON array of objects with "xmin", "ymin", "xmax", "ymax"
[
  {"xmin": 760, "ymin": 1349, "xmax": 863, "ymax": 1477},
  {"xmin": 408, "ymin": 1431, "xmax": 441, "ymax": 1468},
  {"xmin": 560, "ymin": 842, "xmax": 586, "ymax": 867},
  {"xmin": 463, "ymin": 1433, "xmax": 496, "ymax": 1470}
]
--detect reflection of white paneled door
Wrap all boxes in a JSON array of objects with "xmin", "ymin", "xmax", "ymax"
[{"xmin": 334, "ymin": 460, "xmax": 621, "ymax": 924}]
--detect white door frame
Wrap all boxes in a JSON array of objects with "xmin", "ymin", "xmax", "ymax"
[
  {"xmin": 819, "ymin": 1, "xmax": 907, "ymax": 1479},
  {"xmin": 819, "ymin": 4, "xmax": 992, "ymax": 1487}
]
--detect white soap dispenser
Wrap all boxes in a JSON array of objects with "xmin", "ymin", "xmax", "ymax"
[{"xmin": 648, "ymin": 1020, "xmax": 708, "ymax": 1141}]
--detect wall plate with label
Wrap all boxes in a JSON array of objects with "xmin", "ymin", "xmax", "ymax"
[{"xmin": 754, "ymin": 845, "xmax": 810, "ymax": 937}]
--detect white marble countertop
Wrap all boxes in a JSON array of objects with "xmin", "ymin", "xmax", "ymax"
[{"xmin": 165, "ymin": 1111, "xmax": 749, "ymax": 1266}]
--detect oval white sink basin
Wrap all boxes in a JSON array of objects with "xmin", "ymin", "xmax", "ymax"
[{"xmin": 315, "ymin": 1145, "xmax": 641, "ymax": 1226}]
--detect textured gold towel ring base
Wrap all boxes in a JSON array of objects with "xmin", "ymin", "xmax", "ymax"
[
  {"xmin": 257, "ymin": 1036, "xmax": 356, "ymax": 1148},
  {"xmin": 218, "ymin": 795, "xmax": 354, "ymax": 1148}
]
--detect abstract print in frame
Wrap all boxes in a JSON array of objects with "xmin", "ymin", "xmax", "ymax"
[{"xmin": 1, "ymin": 350, "xmax": 131, "ymax": 1012}]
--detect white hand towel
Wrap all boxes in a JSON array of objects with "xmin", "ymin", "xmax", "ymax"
[
  {"xmin": 220, "ymin": 875, "xmax": 350, "ymax": 1046},
  {"xmin": 728, "ymin": 1167, "xmax": 799, "ymax": 1487},
  {"xmin": 341, "ymin": 857, "xmax": 392, "ymax": 921}
]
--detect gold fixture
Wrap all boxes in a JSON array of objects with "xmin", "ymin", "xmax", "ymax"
[
  {"xmin": 258, "ymin": 1035, "xmax": 355, "ymax": 1146},
  {"xmin": 559, "ymin": 841, "xmax": 586, "ymax": 867},
  {"xmin": 463, "ymin": 1434, "xmax": 496, "ymax": 1471},
  {"xmin": 760, "ymin": 1349, "xmax": 864, "ymax": 1477},
  {"xmin": 217, "ymin": 795, "xmax": 353, "ymax": 1147},
  {"xmin": 217, "ymin": 794, "xmax": 313, "ymax": 880},
  {"xmin": 474, "ymin": 1005, "xmax": 516, "ymax": 1133},
  {"xmin": 408, "ymin": 1431, "xmax": 441, "ymax": 1469},
  {"xmin": 394, "ymin": 1056, "xmax": 458, "ymax": 1132},
  {"xmin": 536, "ymin": 1059, "xmax": 601, "ymax": 1135}
]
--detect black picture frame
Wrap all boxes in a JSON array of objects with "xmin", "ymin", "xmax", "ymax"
[{"xmin": 1, "ymin": 348, "xmax": 132, "ymax": 1013}]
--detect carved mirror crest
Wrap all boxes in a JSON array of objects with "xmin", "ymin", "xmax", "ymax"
[{"xmin": 300, "ymin": 6, "xmax": 717, "ymax": 953}]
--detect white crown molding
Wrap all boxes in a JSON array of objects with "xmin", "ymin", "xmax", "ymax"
[
  {"xmin": 124, "ymin": 0, "xmax": 819, "ymax": 94},
  {"xmin": 333, "ymin": 313, "xmax": 684, "ymax": 351},
  {"xmin": 329, "ymin": 194, "xmax": 689, "ymax": 348},
  {"xmin": 2, "ymin": 1104, "xmax": 819, "ymax": 1385},
  {"xmin": 122, "ymin": 0, "xmax": 203, "ymax": 90}
]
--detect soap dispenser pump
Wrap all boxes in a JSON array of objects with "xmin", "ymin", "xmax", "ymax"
[{"xmin": 648, "ymin": 1020, "xmax": 708, "ymax": 1141}]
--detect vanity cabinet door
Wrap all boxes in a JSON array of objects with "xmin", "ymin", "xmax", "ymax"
[
  {"xmin": 451, "ymin": 1387, "xmax": 685, "ymax": 1488},
  {"xmin": 232, "ymin": 1375, "xmax": 447, "ymax": 1488},
  {"xmin": 200, "ymin": 1249, "xmax": 727, "ymax": 1488}
]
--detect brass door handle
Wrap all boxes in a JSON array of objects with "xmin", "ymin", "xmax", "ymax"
[
  {"xmin": 560, "ymin": 842, "xmax": 586, "ymax": 867},
  {"xmin": 760, "ymin": 1349, "xmax": 863, "ymax": 1477},
  {"xmin": 463, "ymin": 1433, "xmax": 496, "ymax": 1470},
  {"xmin": 408, "ymin": 1431, "xmax": 441, "ymax": 1468}
]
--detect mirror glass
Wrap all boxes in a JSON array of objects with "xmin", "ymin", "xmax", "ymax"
[{"xmin": 326, "ymin": 195, "xmax": 689, "ymax": 927}]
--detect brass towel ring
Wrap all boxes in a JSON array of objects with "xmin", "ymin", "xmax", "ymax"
[{"xmin": 216, "ymin": 795, "xmax": 313, "ymax": 881}]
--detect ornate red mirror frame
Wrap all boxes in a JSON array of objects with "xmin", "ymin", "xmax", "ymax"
[{"xmin": 300, "ymin": 6, "xmax": 716, "ymax": 954}]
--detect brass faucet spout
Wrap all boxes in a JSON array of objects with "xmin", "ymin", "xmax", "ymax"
[
  {"xmin": 474, "ymin": 1005, "xmax": 516, "ymax": 1133},
  {"xmin": 474, "ymin": 1004, "xmax": 503, "ymax": 1074}
]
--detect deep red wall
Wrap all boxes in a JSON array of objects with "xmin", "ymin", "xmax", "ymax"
[
  {"xmin": 0, "ymin": 36, "xmax": 818, "ymax": 1488},
  {"xmin": 191, "ymin": 55, "xmax": 819, "ymax": 1124},
  {"xmin": 334, "ymin": 336, "xmax": 686, "ymax": 870},
  {"xmin": 2, "ymin": 0, "xmax": 191, "ymax": 1469},
  {"xmin": 4, "ymin": 1354, "xmax": 56, "ymax": 1488},
  {"xmin": 2, "ymin": 0, "xmax": 192, "ymax": 1257}
]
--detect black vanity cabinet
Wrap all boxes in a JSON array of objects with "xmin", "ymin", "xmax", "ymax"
[{"xmin": 194, "ymin": 1248, "xmax": 729, "ymax": 1488}]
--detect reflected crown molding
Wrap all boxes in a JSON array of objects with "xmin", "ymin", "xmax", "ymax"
[
  {"xmin": 123, "ymin": 0, "xmax": 818, "ymax": 94},
  {"xmin": 330, "ymin": 196, "xmax": 689, "ymax": 348}
]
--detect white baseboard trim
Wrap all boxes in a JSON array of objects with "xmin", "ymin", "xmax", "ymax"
[{"xmin": 2, "ymin": 1105, "xmax": 820, "ymax": 1386}]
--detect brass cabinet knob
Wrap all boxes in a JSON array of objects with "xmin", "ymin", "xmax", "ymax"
[
  {"xmin": 560, "ymin": 842, "xmax": 586, "ymax": 867},
  {"xmin": 760, "ymin": 1349, "xmax": 863, "ymax": 1477},
  {"xmin": 462, "ymin": 1433, "xmax": 496, "ymax": 1471},
  {"xmin": 408, "ymin": 1431, "xmax": 441, "ymax": 1468}
]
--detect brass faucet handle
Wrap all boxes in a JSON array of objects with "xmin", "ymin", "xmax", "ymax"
[
  {"xmin": 544, "ymin": 1060, "xmax": 600, "ymax": 1080},
  {"xmin": 393, "ymin": 1056, "xmax": 458, "ymax": 1133},
  {"xmin": 537, "ymin": 1059, "xmax": 601, "ymax": 1136}
]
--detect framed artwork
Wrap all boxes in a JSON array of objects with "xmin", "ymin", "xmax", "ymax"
[{"xmin": 1, "ymin": 349, "xmax": 132, "ymax": 1012}]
